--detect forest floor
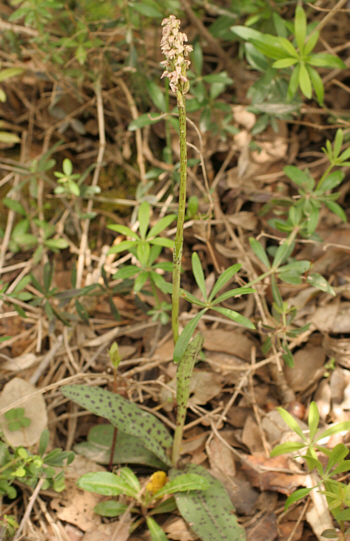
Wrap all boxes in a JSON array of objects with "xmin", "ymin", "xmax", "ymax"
[{"xmin": 0, "ymin": 1, "xmax": 350, "ymax": 540}]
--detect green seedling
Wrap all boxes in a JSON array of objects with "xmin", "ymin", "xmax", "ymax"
[
  {"xmin": 271, "ymin": 402, "xmax": 350, "ymax": 540},
  {"xmin": 232, "ymin": 5, "xmax": 346, "ymax": 105},
  {"xmin": 0, "ymin": 429, "xmax": 74, "ymax": 499},
  {"xmin": 4, "ymin": 408, "xmax": 31, "ymax": 432}
]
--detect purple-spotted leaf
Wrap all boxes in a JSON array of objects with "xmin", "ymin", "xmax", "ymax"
[
  {"xmin": 61, "ymin": 385, "xmax": 172, "ymax": 466},
  {"xmin": 171, "ymin": 464, "xmax": 246, "ymax": 541}
]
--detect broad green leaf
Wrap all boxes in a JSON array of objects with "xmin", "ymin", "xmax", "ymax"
[
  {"xmin": 209, "ymin": 263, "xmax": 243, "ymax": 301},
  {"xmin": 299, "ymin": 62, "xmax": 312, "ymax": 98},
  {"xmin": 192, "ymin": 253, "xmax": 207, "ymax": 301},
  {"xmin": 251, "ymin": 35, "xmax": 287, "ymax": 60},
  {"xmin": 285, "ymin": 487, "xmax": 313, "ymax": 511},
  {"xmin": 272, "ymin": 58, "xmax": 298, "ymax": 69},
  {"xmin": 77, "ymin": 471, "xmax": 138, "ymax": 497},
  {"xmin": 308, "ymin": 402, "xmax": 319, "ymax": 441},
  {"xmin": 304, "ymin": 30, "xmax": 320, "ymax": 56},
  {"xmin": 277, "ymin": 260, "xmax": 310, "ymax": 274},
  {"xmin": 94, "ymin": 501, "xmax": 129, "ymax": 517},
  {"xmin": 278, "ymin": 271, "xmax": 302, "ymax": 285},
  {"xmin": 314, "ymin": 421, "xmax": 350, "ymax": 442},
  {"xmin": 212, "ymin": 306, "xmax": 255, "ymax": 329},
  {"xmin": 45, "ymin": 238, "xmax": 69, "ymax": 250},
  {"xmin": 138, "ymin": 201, "xmax": 150, "ymax": 239},
  {"xmin": 155, "ymin": 473, "xmax": 209, "ymax": 499},
  {"xmin": 284, "ymin": 165, "xmax": 310, "ymax": 187},
  {"xmin": 107, "ymin": 224, "xmax": 140, "ymax": 240},
  {"xmin": 146, "ymin": 517, "xmax": 169, "ymax": 541},
  {"xmin": 61, "ymin": 385, "xmax": 172, "ymax": 466},
  {"xmin": 74, "ymin": 424, "xmax": 167, "ymax": 469},
  {"xmin": 147, "ymin": 214, "xmax": 176, "ymax": 239},
  {"xmin": 317, "ymin": 171, "xmax": 345, "ymax": 192},
  {"xmin": 276, "ymin": 408, "xmax": 308, "ymax": 442},
  {"xmin": 119, "ymin": 467, "xmax": 141, "ymax": 493},
  {"xmin": 171, "ymin": 464, "xmax": 246, "ymax": 541},
  {"xmin": 249, "ymin": 238, "xmax": 270, "ymax": 269},
  {"xmin": 333, "ymin": 508, "xmax": 350, "ymax": 522},
  {"xmin": 270, "ymin": 441, "xmax": 307, "ymax": 457},
  {"xmin": 173, "ymin": 310, "xmax": 207, "ymax": 364},
  {"xmin": 149, "ymin": 497, "xmax": 178, "ymax": 515},
  {"xmin": 307, "ymin": 65, "xmax": 324, "ymax": 105},
  {"xmin": 294, "ymin": 5, "xmax": 306, "ymax": 52},
  {"xmin": 307, "ymin": 273, "xmax": 335, "ymax": 295},
  {"xmin": 147, "ymin": 80, "xmax": 166, "ymax": 112}
]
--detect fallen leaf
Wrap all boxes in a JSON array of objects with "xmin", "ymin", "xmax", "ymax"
[
  {"xmin": 0, "ymin": 353, "xmax": 37, "ymax": 371},
  {"xmin": 160, "ymin": 370, "xmax": 222, "ymax": 412},
  {"xmin": 0, "ymin": 377, "xmax": 47, "ymax": 446},
  {"xmin": 203, "ymin": 329, "xmax": 257, "ymax": 361},
  {"xmin": 246, "ymin": 513, "xmax": 278, "ymax": 541},
  {"xmin": 284, "ymin": 346, "xmax": 326, "ymax": 392},
  {"xmin": 242, "ymin": 455, "xmax": 306, "ymax": 495},
  {"xmin": 305, "ymin": 474, "xmax": 334, "ymax": 541},
  {"xmin": 242, "ymin": 415, "xmax": 265, "ymax": 455}
]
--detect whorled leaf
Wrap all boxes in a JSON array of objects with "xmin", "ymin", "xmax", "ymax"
[{"xmin": 61, "ymin": 385, "xmax": 172, "ymax": 466}]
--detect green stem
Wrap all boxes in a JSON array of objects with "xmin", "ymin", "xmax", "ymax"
[{"xmin": 172, "ymin": 88, "xmax": 187, "ymax": 344}]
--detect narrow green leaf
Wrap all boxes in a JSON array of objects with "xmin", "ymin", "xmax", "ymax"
[
  {"xmin": 119, "ymin": 467, "xmax": 141, "ymax": 493},
  {"xmin": 107, "ymin": 240, "xmax": 137, "ymax": 255},
  {"xmin": 94, "ymin": 501, "xmax": 129, "ymax": 517},
  {"xmin": 273, "ymin": 241, "xmax": 291, "ymax": 269},
  {"xmin": 284, "ymin": 165, "xmax": 310, "ymax": 187},
  {"xmin": 61, "ymin": 385, "xmax": 172, "ymax": 466},
  {"xmin": 325, "ymin": 201, "xmax": 347, "ymax": 222},
  {"xmin": 272, "ymin": 58, "xmax": 298, "ymax": 69},
  {"xmin": 333, "ymin": 129, "xmax": 344, "ymax": 160},
  {"xmin": 171, "ymin": 464, "xmax": 246, "ymax": 541},
  {"xmin": 209, "ymin": 263, "xmax": 242, "ymax": 301},
  {"xmin": 191, "ymin": 253, "xmax": 207, "ymax": 301},
  {"xmin": 304, "ymin": 30, "xmax": 320, "ymax": 56},
  {"xmin": 173, "ymin": 310, "xmax": 207, "ymax": 364},
  {"xmin": 285, "ymin": 487, "xmax": 313, "ymax": 511},
  {"xmin": 307, "ymin": 273, "xmax": 335, "ymax": 296},
  {"xmin": 276, "ymin": 408, "xmax": 308, "ymax": 441},
  {"xmin": 307, "ymin": 64, "xmax": 324, "ymax": 105},
  {"xmin": 299, "ymin": 62, "xmax": 312, "ymax": 99},
  {"xmin": 325, "ymin": 443, "xmax": 349, "ymax": 475},
  {"xmin": 249, "ymin": 238, "xmax": 270, "ymax": 269},
  {"xmin": 0, "ymin": 67, "xmax": 24, "ymax": 82},
  {"xmin": 277, "ymin": 260, "xmax": 310, "ymax": 274},
  {"xmin": 294, "ymin": 5, "xmax": 307, "ymax": 52},
  {"xmin": 128, "ymin": 113, "xmax": 161, "ymax": 131},
  {"xmin": 113, "ymin": 266, "xmax": 140, "ymax": 280},
  {"xmin": 287, "ymin": 63, "xmax": 301, "ymax": 101},
  {"xmin": 212, "ymin": 306, "xmax": 255, "ymax": 329},
  {"xmin": 3, "ymin": 198, "xmax": 26, "ymax": 216},
  {"xmin": 138, "ymin": 201, "xmax": 150, "ymax": 239},
  {"xmin": 314, "ymin": 421, "xmax": 350, "ymax": 442},
  {"xmin": 147, "ymin": 214, "xmax": 176, "ymax": 239},
  {"xmin": 155, "ymin": 473, "xmax": 209, "ymax": 499},
  {"xmin": 308, "ymin": 402, "xmax": 319, "ymax": 441},
  {"xmin": 77, "ymin": 471, "xmax": 137, "ymax": 497},
  {"xmin": 270, "ymin": 441, "xmax": 307, "ymax": 457},
  {"xmin": 146, "ymin": 80, "xmax": 166, "ymax": 112},
  {"xmin": 146, "ymin": 517, "xmax": 169, "ymax": 541},
  {"xmin": 308, "ymin": 54, "xmax": 346, "ymax": 69},
  {"xmin": 107, "ymin": 224, "xmax": 140, "ymax": 239},
  {"xmin": 211, "ymin": 287, "xmax": 255, "ymax": 305},
  {"xmin": 279, "ymin": 37, "xmax": 299, "ymax": 58},
  {"xmin": 180, "ymin": 289, "xmax": 207, "ymax": 307}
]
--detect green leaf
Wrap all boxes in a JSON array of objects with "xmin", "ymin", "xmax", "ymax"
[
  {"xmin": 192, "ymin": 41, "xmax": 203, "ymax": 75},
  {"xmin": 149, "ymin": 497, "xmax": 178, "ymax": 515},
  {"xmin": 146, "ymin": 517, "xmax": 169, "ymax": 541},
  {"xmin": 149, "ymin": 237, "xmax": 174, "ymax": 248},
  {"xmin": 77, "ymin": 471, "xmax": 138, "ymax": 497},
  {"xmin": 279, "ymin": 37, "xmax": 299, "ymax": 58},
  {"xmin": 3, "ymin": 198, "xmax": 26, "ymax": 216},
  {"xmin": 94, "ymin": 501, "xmax": 129, "ymax": 517},
  {"xmin": 173, "ymin": 310, "xmax": 207, "ymax": 364},
  {"xmin": 211, "ymin": 287, "xmax": 255, "ymax": 305},
  {"xmin": 308, "ymin": 54, "xmax": 346, "ymax": 69},
  {"xmin": 294, "ymin": 5, "xmax": 307, "ymax": 52},
  {"xmin": 128, "ymin": 113, "xmax": 161, "ymax": 131},
  {"xmin": 273, "ymin": 241, "xmax": 292, "ymax": 268},
  {"xmin": 171, "ymin": 464, "xmax": 246, "ymax": 541},
  {"xmin": 284, "ymin": 165, "xmax": 310, "ymax": 187},
  {"xmin": 277, "ymin": 260, "xmax": 310, "ymax": 275},
  {"xmin": 333, "ymin": 508, "xmax": 350, "ymax": 522},
  {"xmin": 287, "ymin": 63, "xmax": 301, "ymax": 101},
  {"xmin": 333, "ymin": 129, "xmax": 344, "ymax": 159},
  {"xmin": 307, "ymin": 65, "xmax": 324, "ymax": 105},
  {"xmin": 75, "ymin": 300, "xmax": 90, "ymax": 325},
  {"xmin": 209, "ymin": 263, "xmax": 243, "ymax": 301},
  {"xmin": 138, "ymin": 201, "xmax": 150, "ymax": 239},
  {"xmin": 202, "ymin": 72, "xmax": 233, "ymax": 85},
  {"xmin": 107, "ymin": 224, "xmax": 140, "ymax": 239},
  {"xmin": 155, "ymin": 473, "xmax": 209, "ymax": 499},
  {"xmin": 304, "ymin": 30, "xmax": 320, "ymax": 56},
  {"xmin": 75, "ymin": 424, "xmax": 167, "ymax": 469},
  {"xmin": 325, "ymin": 443, "xmax": 349, "ymax": 475},
  {"xmin": 299, "ymin": 62, "xmax": 312, "ymax": 99},
  {"xmin": 147, "ymin": 214, "xmax": 176, "ymax": 239},
  {"xmin": 0, "ymin": 67, "xmax": 24, "ymax": 82},
  {"xmin": 108, "ymin": 240, "xmax": 136, "ymax": 255},
  {"xmin": 308, "ymin": 402, "xmax": 319, "ymax": 441},
  {"xmin": 249, "ymin": 238, "xmax": 270, "ymax": 269},
  {"xmin": 119, "ymin": 467, "xmax": 141, "ymax": 493},
  {"xmin": 61, "ymin": 385, "xmax": 172, "ymax": 466},
  {"xmin": 133, "ymin": 271, "xmax": 149, "ymax": 293},
  {"xmin": 44, "ymin": 238, "xmax": 69, "ymax": 250},
  {"xmin": 113, "ymin": 265, "xmax": 140, "ymax": 280},
  {"xmin": 132, "ymin": 3, "xmax": 162, "ymax": 17},
  {"xmin": 318, "ymin": 170, "xmax": 345, "ymax": 192},
  {"xmin": 276, "ymin": 408, "xmax": 308, "ymax": 442},
  {"xmin": 62, "ymin": 158, "xmax": 73, "ymax": 176},
  {"xmin": 192, "ymin": 253, "xmax": 207, "ymax": 302},
  {"xmin": 212, "ymin": 306, "xmax": 255, "ymax": 329},
  {"xmin": 270, "ymin": 441, "xmax": 307, "ymax": 457},
  {"xmin": 307, "ymin": 273, "xmax": 335, "ymax": 295},
  {"xmin": 324, "ymin": 201, "xmax": 347, "ymax": 222},
  {"xmin": 285, "ymin": 487, "xmax": 313, "ymax": 511},
  {"xmin": 314, "ymin": 421, "xmax": 350, "ymax": 442},
  {"xmin": 272, "ymin": 58, "xmax": 298, "ymax": 69},
  {"xmin": 147, "ymin": 80, "xmax": 166, "ymax": 112}
]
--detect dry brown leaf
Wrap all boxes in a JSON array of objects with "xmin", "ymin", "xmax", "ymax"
[
  {"xmin": 160, "ymin": 370, "xmax": 222, "ymax": 412},
  {"xmin": 242, "ymin": 415, "xmax": 265, "ymax": 455},
  {"xmin": 246, "ymin": 513, "xmax": 278, "ymax": 541},
  {"xmin": 305, "ymin": 474, "xmax": 334, "ymax": 540},
  {"xmin": 203, "ymin": 328, "xmax": 256, "ymax": 361},
  {"xmin": 163, "ymin": 516, "xmax": 198, "ymax": 541},
  {"xmin": 0, "ymin": 353, "xmax": 37, "ymax": 371},
  {"xmin": 208, "ymin": 434, "xmax": 236, "ymax": 478},
  {"xmin": 284, "ymin": 345, "xmax": 326, "ymax": 392},
  {"xmin": 0, "ymin": 377, "xmax": 47, "ymax": 446},
  {"xmin": 242, "ymin": 455, "xmax": 306, "ymax": 495},
  {"xmin": 278, "ymin": 521, "xmax": 303, "ymax": 540},
  {"xmin": 314, "ymin": 379, "xmax": 331, "ymax": 420}
]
